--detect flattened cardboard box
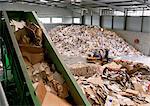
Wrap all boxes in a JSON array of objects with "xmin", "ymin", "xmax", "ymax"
[{"xmin": 20, "ymin": 45, "xmax": 44, "ymax": 64}]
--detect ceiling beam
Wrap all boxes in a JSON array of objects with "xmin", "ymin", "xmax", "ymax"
[
  {"xmin": 105, "ymin": 0, "xmax": 133, "ymax": 4},
  {"xmin": 83, "ymin": 0, "xmax": 124, "ymax": 12},
  {"xmin": 132, "ymin": 0, "xmax": 150, "ymax": 7}
]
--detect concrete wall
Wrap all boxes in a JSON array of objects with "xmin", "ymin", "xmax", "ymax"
[
  {"xmin": 143, "ymin": 17, "xmax": 150, "ymax": 33},
  {"xmin": 115, "ymin": 30, "xmax": 150, "ymax": 55},
  {"xmin": 83, "ymin": 14, "xmax": 150, "ymax": 33},
  {"xmin": 85, "ymin": 15, "xmax": 91, "ymax": 25},
  {"xmin": 126, "ymin": 17, "xmax": 142, "ymax": 31},
  {"xmin": 102, "ymin": 16, "xmax": 112, "ymax": 29},
  {"xmin": 113, "ymin": 16, "xmax": 124, "ymax": 30},
  {"xmin": 101, "ymin": 16, "xmax": 150, "ymax": 33},
  {"xmin": 92, "ymin": 14, "xmax": 99, "ymax": 26}
]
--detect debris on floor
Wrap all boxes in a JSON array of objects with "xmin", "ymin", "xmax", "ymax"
[
  {"xmin": 68, "ymin": 63, "xmax": 103, "ymax": 77},
  {"xmin": 73, "ymin": 60, "xmax": 150, "ymax": 106},
  {"xmin": 49, "ymin": 25, "xmax": 142, "ymax": 57}
]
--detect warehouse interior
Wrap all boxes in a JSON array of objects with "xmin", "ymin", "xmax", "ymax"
[{"xmin": 0, "ymin": 0, "xmax": 150, "ymax": 106}]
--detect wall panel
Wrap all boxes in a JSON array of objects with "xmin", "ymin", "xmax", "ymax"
[
  {"xmin": 102, "ymin": 16, "xmax": 112, "ymax": 29},
  {"xmin": 126, "ymin": 17, "xmax": 142, "ymax": 32},
  {"xmin": 113, "ymin": 16, "xmax": 124, "ymax": 30},
  {"xmin": 92, "ymin": 14, "xmax": 99, "ymax": 26},
  {"xmin": 143, "ymin": 17, "xmax": 150, "ymax": 33}
]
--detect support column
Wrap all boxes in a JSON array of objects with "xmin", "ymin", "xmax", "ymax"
[
  {"xmin": 91, "ymin": 15, "xmax": 93, "ymax": 25},
  {"xmin": 99, "ymin": 9, "xmax": 102, "ymax": 27},
  {"xmin": 124, "ymin": 9, "xmax": 128, "ymax": 30},
  {"xmin": 81, "ymin": 15, "xmax": 85, "ymax": 25},
  {"xmin": 112, "ymin": 16, "xmax": 114, "ymax": 29},
  {"xmin": 141, "ymin": 8, "xmax": 144, "ymax": 32},
  {"xmin": 90, "ymin": 10, "xmax": 93, "ymax": 25}
]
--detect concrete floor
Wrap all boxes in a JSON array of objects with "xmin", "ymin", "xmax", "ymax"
[
  {"xmin": 115, "ymin": 55, "xmax": 150, "ymax": 67},
  {"xmin": 62, "ymin": 55, "xmax": 150, "ymax": 67},
  {"xmin": 62, "ymin": 55, "xmax": 86, "ymax": 65}
]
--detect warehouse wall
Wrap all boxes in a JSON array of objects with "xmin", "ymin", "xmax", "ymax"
[
  {"xmin": 102, "ymin": 16, "xmax": 112, "ymax": 29},
  {"xmin": 113, "ymin": 16, "xmax": 124, "ymax": 30},
  {"xmin": 102, "ymin": 16, "xmax": 150, "ymax": 33},
  {"xmin": 92, "ymin": 14, "xmax": 99, "ymax": 26},
  {"xmin": 115, "ymin": 30, "xmax": 150, "ymax": 55},
  {"xmin": 143, "ymin": 17, "xmax": 150, "ymax": 33},
  {"xmin": 85, "ymin": 15, "xmax": 91, "ymax": 25},
  {"xmin": 84, "ymin": 13, "xmax": 150, "ymax": 33},
  {"xmin": 126, "ymin": 17, "xmax": 142, "ymax": 31}
]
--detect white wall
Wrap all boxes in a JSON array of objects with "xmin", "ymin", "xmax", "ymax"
[{"xmin": 115, "ymin": 30, "xmax": 150, "ymax": 55}]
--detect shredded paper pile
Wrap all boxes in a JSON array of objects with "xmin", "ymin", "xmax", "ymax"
[{"xmin": 49, "ymin": 25, "xmax": 142, "ymax": 57}]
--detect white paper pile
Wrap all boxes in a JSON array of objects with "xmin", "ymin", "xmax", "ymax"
[{"xmin": 49, "ymin": 25, "xmax": 142, "ymax": 57}]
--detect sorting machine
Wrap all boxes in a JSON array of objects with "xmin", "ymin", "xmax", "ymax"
[{"xmin": 0, "ymin": 11, "xmax": 91, "ymax": 106}]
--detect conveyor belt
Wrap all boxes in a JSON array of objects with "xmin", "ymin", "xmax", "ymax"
[{"xmin": 1, "ymin": 11, "xmax": 91, "ymax": 106}]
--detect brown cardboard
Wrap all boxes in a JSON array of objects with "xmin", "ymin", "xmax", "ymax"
[
  {"xmin": 102, "ymin": 62, "xmax": 122, "ymax": 71},
  {"xmin": 20, "ymin": 45, "xmax": 44, "ymax": 64},
  {"xmin": 87, "ymin": 77, "xmax": 103, "ymax": 86},
  {"xmin": 42, "ymin": 92, "xmax": 71, "ymax": 106},
  {"xmin": 14, "ymin": 27, "xmax": 29, "ymax": 44},
  {"xmin": 36, "ymin": 80, "xmax": 47, "ymax": 103},
  {"xmin": 126, "ymin": 89, "xmax": 139, "ymax": 95}
]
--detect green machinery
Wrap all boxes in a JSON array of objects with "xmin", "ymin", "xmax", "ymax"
[{"xmin": 0, "ymin": 11, "xmax": 91, "ymax": 106}]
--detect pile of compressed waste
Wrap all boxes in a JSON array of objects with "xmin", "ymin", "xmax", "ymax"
[
  {"xmin": 71, "ymin": 60, "xmax": 150, "ymax": 106},
  {"xmin": 49, "ymin": 25, "xmax": 142, "ymax": 57},
  {"xmin": 10, "ymin": 20, "xmax": 71, "ymax": 106}
]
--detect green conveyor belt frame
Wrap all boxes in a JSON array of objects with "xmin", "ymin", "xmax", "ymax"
[{"xmin": 0, "ymin": 11, "xmax": 91, "ymax": 106}]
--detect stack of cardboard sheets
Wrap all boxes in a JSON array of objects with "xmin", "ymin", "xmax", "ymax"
[{"xmin": 49, "ymin": 25, "xmax": 142, "ymax": 57}]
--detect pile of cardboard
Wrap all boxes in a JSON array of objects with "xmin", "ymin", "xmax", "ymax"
[
  {"xmin": 68, "ymin": 63, "xmax": 103, "ymax": 77},
  {"xmin": 49, "ymin": 25, "xmax": 142, "ymax": 57},
  {"xmin": 10, "ymin": 20, "xmax": 71, "ymax": 105},
  {"xmin": 73, "ymin": 61, "xmax": 150, "ymax": 105}
]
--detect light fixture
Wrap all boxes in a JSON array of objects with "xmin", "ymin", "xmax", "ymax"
[
  {"xmin": 53, "ymin": 0, "xmax": 60, "ymax": 1},
  {"xmin": 40, "ymin": 0, "xmax": 48, "ymax": 3},
  {"xmin": 71, "ymin": 0, "xmax": 82, "ymax": 4}
]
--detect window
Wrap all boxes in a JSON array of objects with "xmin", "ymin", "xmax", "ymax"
[
  {"xmin": 114, "ymin": 11, "xmax": 124, "ymax": 16},
  {"xmin": 39, "ymin": 18, "xmax": 50, "ymax": 24},
  {"xmin": 127, "ymin": 10, "xmax": 143, "ymax": 16},
  {"xmin": 143, "ymin": 10, "xmax": 150, "ymax": 16},
  {"xmin": 52, "ymin": 17, "xmax": 62, "ymax": 23},
  {"xmin": 73, "ymin": 18, "xmax": 80, "ymax": 23}
]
